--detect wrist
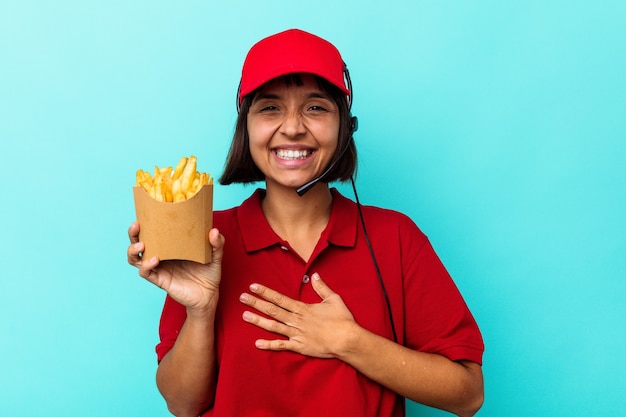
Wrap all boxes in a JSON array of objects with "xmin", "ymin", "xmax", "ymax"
[
  {"xmin": 333, "ymin": 321, "xmax": 364, "ymax": 360},
  {"xmin": 186, "ymin": 293, "xmax": 219, "ymax": 320}
]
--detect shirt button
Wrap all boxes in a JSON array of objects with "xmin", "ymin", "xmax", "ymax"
[
  {"xmin": 280, "ymin": 245, "xmax": 289, "ymax": 251},
  {"xmin": 302, "ymin": 274, "xmax": 310, "ymax": 284}
]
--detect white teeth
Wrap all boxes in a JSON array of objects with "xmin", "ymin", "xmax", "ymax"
[{"xmin": 276, "ymin": 149, "xmax": 311, "ymax": 160}]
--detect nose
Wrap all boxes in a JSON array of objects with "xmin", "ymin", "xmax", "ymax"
[{"xmin": 279, "ymin": 111, "xmax": 306, "ymax": 138}]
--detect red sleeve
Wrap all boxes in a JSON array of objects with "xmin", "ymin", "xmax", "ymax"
[
  {"xmin": 401, "ymin": 218, "xmax": 484, "ymax": 365},
  {"xmin": 155, "ymin": 295, "xmax": 187, "ymax": 362}
]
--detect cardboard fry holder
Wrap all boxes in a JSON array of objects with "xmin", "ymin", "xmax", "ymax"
[{"xmin": 133, "ymin": 185, "xmax": 213, "ymax": 264}]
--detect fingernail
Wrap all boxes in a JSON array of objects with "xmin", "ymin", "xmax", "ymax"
[
  {"xmin": 249, "ymin": 283, "xmax": 259, "ymax": 292},
  {"xmin": 312, "ymin": 273, "xmax": 320, "ymax": 281},
  {"xmin": 242, "ymin": 311, "xmax": 252, "ymax": 321},
  {"xmin": 133, "ymin": 242, "xmax": 142, "ymax": 249},
  {"xmin": 239, "ymin": 293, "xmax": 249, "ymax": 302}
]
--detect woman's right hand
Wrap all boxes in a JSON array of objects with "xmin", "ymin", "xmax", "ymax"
[{"xmin": 127, "ymin": 221, "xmax": 226, "ymax": 314}]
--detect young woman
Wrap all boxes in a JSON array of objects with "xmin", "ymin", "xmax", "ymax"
[{"xmin": 128, "ymin": 28, "xmax": 484, "ymax": 417}]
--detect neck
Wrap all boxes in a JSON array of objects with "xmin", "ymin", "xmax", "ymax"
[{"xmin": 262, "ymin": 182, "xmax": 333, "ymax": 241}]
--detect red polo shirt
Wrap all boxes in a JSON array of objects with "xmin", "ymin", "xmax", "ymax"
[{"xmin": 156, "ymin": 189, "xmax": 484, "ymax": 417}]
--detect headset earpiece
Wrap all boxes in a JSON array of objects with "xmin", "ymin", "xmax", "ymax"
[{"xmin": 350, "ymin": 116, "xmax": 358, "ymax": 134}]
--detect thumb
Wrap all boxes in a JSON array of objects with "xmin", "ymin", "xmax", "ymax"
[
  {"xmin": 209, "ymin": 228, "xmax": 226, "ymax": 263},
  {"xmin": 311, "ymin": 273, "xmax": 336, "ymax": 301}
]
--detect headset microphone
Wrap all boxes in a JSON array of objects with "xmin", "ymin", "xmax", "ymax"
[{"xmin": 295, "ymin": 116, "xmax": 358, "ymax": 196}]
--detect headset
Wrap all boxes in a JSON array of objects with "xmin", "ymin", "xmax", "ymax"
[{"xmin": 296, "ymin": 64, "xmax": 400, "ymax": 344}]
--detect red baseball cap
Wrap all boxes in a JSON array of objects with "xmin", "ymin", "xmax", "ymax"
[{"xmin": 238, "ymin": 29, "xmax": 350, "ymax": 105}]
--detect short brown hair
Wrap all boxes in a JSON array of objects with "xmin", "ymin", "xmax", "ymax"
[{"xmin": 219, "ymin": 74, "xmax": 357, "ymax": 185}]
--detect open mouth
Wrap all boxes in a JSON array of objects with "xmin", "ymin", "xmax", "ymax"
[{"xmin": 274, "ymin": 149, "xmax": 314, "ymax": 160}]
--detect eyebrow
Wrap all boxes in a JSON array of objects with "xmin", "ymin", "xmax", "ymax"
[
  {"xmin": 253, "ymin": 93, "xmax": 280, "ymax": 102},
  {"xmin": 253, "ymin": 91, "xmax": 332, "ymax": 102}
]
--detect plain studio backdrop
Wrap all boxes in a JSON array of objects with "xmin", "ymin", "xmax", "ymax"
[{"xmin": 1, "ymin": 1, "xmax": 624, "ymax": 416}]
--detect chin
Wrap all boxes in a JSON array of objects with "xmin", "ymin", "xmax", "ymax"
[{"xmin": 268, "ymin": 176, "xmax": 314, "ymax": 190}]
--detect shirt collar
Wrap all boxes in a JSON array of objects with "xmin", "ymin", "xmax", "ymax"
[{"xmin": 237, "ymin": 188, "xmax": 358, "ymax": 253}]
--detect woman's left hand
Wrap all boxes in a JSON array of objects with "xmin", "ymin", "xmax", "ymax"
[{"xmin": 239, "ymin": 272, "xmax": 356, "ymax": 358}]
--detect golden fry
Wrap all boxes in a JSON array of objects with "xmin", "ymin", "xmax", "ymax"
[
  {"xmin": 172, "ymin": 177, "xmax": 182, "ymax": 196},
  {"xmin": 139, "ymin": 180, "xmax": 152, "ymax": 194},
  {"xmin": 180, "ymin": 155, "xmax": 197, "ymax": 194},
  {"xmin": 172, "ymin": 157, "xmax": 188, "ymax": 181},
  {"xmin": 153, "ymin": 175, "xmax": 165, "ymax": 202},
  {"xmin": 136, "ymin": 170, "xmax": 153, "ymax": 188},
  {"xmin": 136, "ymin": 169, "xmax": 144, "ymax": 185}
]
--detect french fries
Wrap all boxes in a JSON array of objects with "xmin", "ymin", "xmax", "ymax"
[{"xmin": 136, "ymin": 156, "xmax": 212, "ymax": 202}]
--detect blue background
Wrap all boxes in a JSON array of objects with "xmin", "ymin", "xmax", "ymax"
[{"xmin": 1, "ymin": 1, "xmax": 624, "ymax": 415}]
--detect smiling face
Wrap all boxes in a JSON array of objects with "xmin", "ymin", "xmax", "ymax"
[{"xmin": 247, "ymin": 74, "xmax": 341, "ymax": 191}]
